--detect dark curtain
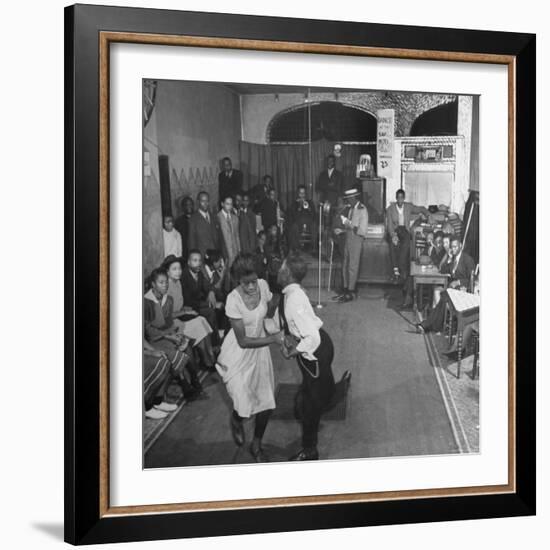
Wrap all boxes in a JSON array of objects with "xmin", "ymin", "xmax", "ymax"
[
  {"xmin": 462, "ymin": 190, "xmax": 479, "ymax": 265},
  {"xmin": 239, "ymin": 139, "xmax": 376, "ymax": 209},
  {"xmin": 469, "ymin": 96, "xmax": 480, "ymax": 192}
]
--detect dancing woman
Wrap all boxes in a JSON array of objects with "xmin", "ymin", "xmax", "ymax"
[{"xmin": 216, "ymin": 253, "xmax": 284, "ymax": 462}]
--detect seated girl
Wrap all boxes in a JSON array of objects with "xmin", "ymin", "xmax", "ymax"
[
  {"xmin": 144, "ymin": 268, "xmax": 206, "ymax": 399},
  {"xmin": 162, "ymin": 256, "xmax": 216, "ymax": 369},
  {"xmin": 143, "ymin": 338, "xmax": 181, "ymax": 419}
]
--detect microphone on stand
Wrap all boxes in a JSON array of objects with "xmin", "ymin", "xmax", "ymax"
[{"xmin": 316, "ymin": 201, "xmax": 332, "ymax": 309}]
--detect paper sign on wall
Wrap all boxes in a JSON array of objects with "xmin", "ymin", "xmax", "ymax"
[{"xmin": 377, "ymin": 109, "xmax": 395, "ymax": 177}]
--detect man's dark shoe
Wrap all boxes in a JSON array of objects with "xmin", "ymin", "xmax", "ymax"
[
  {"xmin": 289, "ymin": 448, "xmax": 319, "ymax": 461},
  {"xmin": 340, "ymin": 292, "xmax": 354, "ymax": 303}
]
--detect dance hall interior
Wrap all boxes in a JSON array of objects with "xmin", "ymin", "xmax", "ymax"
[{"xmin": 142, "ymin": 79, "xmax": 480, "ymax": 467}]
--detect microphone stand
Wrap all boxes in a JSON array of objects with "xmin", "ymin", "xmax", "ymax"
[{"xmin": 316, "ymin": 203, "xmax": 324, "ymax": 309}]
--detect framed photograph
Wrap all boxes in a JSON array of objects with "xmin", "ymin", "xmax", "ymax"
[{"xmin": 65, "ymin": 4, "xmax": 536, "ymax": 545}]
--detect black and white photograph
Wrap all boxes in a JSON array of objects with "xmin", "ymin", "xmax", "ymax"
[{"xmin": 142, "ymin": 79, "xmax": 480, "ymax": 468}]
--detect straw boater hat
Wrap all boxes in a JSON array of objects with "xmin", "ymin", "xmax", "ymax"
[{"xmin": 343, "ymin": 188, "xmax": 361, "ymax": 199}]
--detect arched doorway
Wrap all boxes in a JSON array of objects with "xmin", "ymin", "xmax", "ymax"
[
  {"xmin": 410, "ymin": 100, "xmax": 458, "ymax": 136},
  {"xmin": 268, "ymin": 101, "xmax": 377, "ymax": 143}
]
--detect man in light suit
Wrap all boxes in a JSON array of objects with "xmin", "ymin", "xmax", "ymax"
[
  {"xmin": 187, "ymin": 191, "xmax": 220, "ymax": 257},
  {"xmin": 333, "ymin": 188, "xmax": 369, "ymax": 303},
  {"xmin": 386, "ymin": 188, "xmax": 429, "ymax": 281},
  {"xmin": 217, "ymin": 196, "xmax": 241, "ymax": 268}
]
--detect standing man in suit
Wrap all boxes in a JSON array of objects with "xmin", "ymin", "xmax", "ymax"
[
  {"xmin": 217, "ymin": 196, "xmax": 241, "ymax": 268},
  {"xmin": 174, "ymin": 196, "xmax": 194, "ymax": 261},
  {"xmin": 218, "ymin": 157, "xmax": 243, "ymax": 202},
  {"xmin": 416, "ymin": 236, "xmax": 476, "ymax": 333},
  {"xmin": 254, "ymin": 186, "xmax": 279, "ymax": 231},
  {"xmin": 187, "ymin": 191, "xmax": 219, "ymax": 257},
  {"xmin": 333, "ymin": 188, "xmax": 368, "ymax": 303},
  {"xmin": 250, "ymin": 174, "xmax": 272, "ymax": 209},
  {"xmin": 386, "ymin": 188, "xmax": 429, "ymax": 281},
  {"xmin": 181, "ymin": 249, "xmax": 221, "ymax": 347},
  {"xmin": 288, "ymin": 184, "xmax": 316, "ymax": 251},
  {"xmin": 238, "ymin": 192, "xmax": 257, "ymax": 254},
  {"xmin": 316, "ymin": 154, "xmax": 344, "ymax": 206},
  {"xmin": 276, "ymin": 252, "xmax": 350, "ymax": 461}
]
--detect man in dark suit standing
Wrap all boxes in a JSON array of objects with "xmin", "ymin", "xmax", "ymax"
[
  {"xmin": 187, "ymin": 191, "xmax": 220, "ymax": 257},
  {"xmin": 417, "ymin": 236, "xmax": 476, "ymax": 333},
  {"xmin": 181, "ymin": 249, "xmax": 221, "ymax": 346},
  {"xmin": 218, "ymin": 157, "xmax": 243, "ymax": 202},
  {"xmin": 288, "ymin": 185, "xmax": 316, "ymax": 251},
  {"xmin": 238, "ymin": 192, "xmax": 257, "ymax": 254},
  {"xmin": 250, "ymin": 174, "xmax": 272, "ymax": 209},
  {"xmin": 174, "ymin": 196, "xmax": 194, "ymax": 261},
  {"xmin": 254, "ymin": 187, "xmax": 279, "ymax": 231},
  {"xmin": 316, "ymin": 154, "xmax": 343, "ymax": 206}
]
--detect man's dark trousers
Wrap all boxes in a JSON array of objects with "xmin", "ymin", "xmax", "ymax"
[{"xmin": 295, "ymin": 329, "xmax": 336, "ymax": 449}]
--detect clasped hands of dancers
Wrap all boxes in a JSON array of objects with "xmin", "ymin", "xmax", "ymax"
[{"xmin": 216, "ymin": 251, "xmax": 351, "ymax": 463}]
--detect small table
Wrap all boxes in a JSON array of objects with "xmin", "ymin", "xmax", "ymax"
[
  {"xmin": 445, "ymin": 289, "xmax": 480, "ymax": 378},
  {"xmin": 410, "ymin": 262, "xmax": 449, "ymax": 315}
]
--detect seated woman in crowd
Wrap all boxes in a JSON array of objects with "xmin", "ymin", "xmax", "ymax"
[
  {"xmin": 264, "ymin": 224, "xmax": 286, "ymax": 293},
  {"xmin": 162, "ymin": 255, "xmax": 216, "ymax": 369},
  {"xmin": 144, "ymin": 267, "xmax": 205, "ymax": 400},
  {"xmin": 143, "ymin": 338, "xmax": 177, "ymax": 419}
]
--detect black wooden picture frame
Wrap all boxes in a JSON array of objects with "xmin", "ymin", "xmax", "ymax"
[{"xmin": 65, "ymin": 3, "xmax": 536, "ymax": 545}]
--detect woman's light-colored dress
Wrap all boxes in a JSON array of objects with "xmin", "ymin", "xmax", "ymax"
[
  {"xmin": 167, "ymin": 278, "xmax": 212, "ymax": 345},
  {"xmin": 216, "ymin": 279, "xmax": 275, "ymax": 418}
]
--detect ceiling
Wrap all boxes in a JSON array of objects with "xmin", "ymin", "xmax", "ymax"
[{"xmin": 218, "ymin": 82, "xmax": 373, "ymax": 95}]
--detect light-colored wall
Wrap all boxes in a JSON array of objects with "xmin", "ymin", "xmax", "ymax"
[
  {"xmin": 241, "ymin": 91, "xmax": 458, "ymax": 144},
  {"xmin": 154, "ymin": 81, "xmax": 242, "ymax": 215},
  {"xmin": 143, "ymin": 107, "xmax": 164, "ymax": 279}
]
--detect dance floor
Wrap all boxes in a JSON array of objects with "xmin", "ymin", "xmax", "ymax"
[{"xmin": 144, "ymin": 286, "xmax": 459, "ymax": 468}]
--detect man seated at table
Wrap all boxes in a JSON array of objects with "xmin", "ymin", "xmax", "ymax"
[{"xmin": 416, "ymin": 237, "xmax": 476, "ymax": 333}]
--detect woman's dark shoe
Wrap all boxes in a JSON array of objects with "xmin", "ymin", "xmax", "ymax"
[
  {"xmin": 230, "ymin": 415, "xmax": 245, "ymax": 447},
  {"xmin": 249, "ymin": 443, "xmax": 269, "ymax": 463},
  {"xmin": 289, "ymin": 448, "xmax": 319, "ymax": 461}
]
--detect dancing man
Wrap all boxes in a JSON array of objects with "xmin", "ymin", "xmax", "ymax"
[{"xmin": 277, "ymin": 253, "xmax": 351, "ymax": 461}]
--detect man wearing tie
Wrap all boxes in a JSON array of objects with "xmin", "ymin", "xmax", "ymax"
[
  {"xmin": 217, "ymin": 196, "xmax": 241, "ymax": 268},
  {"xmin": 187, "ymin": 191, "xmax": 219, "ymax": 257},
  {"xmin": 333, "ymin": 188, "xmax": 368, "ymax": 303},
  {"xmin": 277, "ymin": 253, "xmax": 350, "ymax": 461},
  {"xmin": 238, "ymin": 192, "xmax": 257, "ymax": 254},
  {"xmin": 416, "ymin": 237, "xmax": 476, "ymax": 333},
  {"xmin": 316, "ymin": 154, "xmax": 344, "ymax": 206},
  {"xmin": 218, "ymin": 157, "xmax": 243, "ymax": 202}
]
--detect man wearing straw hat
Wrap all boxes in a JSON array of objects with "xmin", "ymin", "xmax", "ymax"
[{"xmin": 333, "ymin": 188, "xmax": 368, "ymax": 303}]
